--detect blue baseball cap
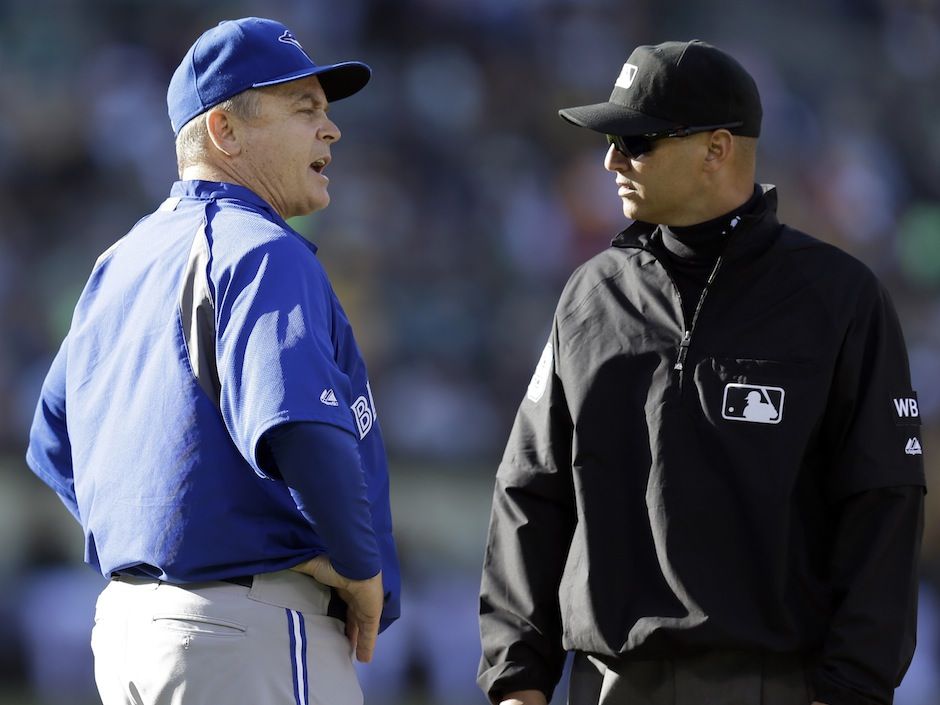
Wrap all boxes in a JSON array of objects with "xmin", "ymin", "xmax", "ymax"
[{"xmin": 167, "ymin": 17, "xmax": 371, "ymax": 135}]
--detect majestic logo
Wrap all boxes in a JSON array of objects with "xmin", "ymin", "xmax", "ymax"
[
  {"xmin": 722, "ymin": 383, "xmax": 785, "ymax": 424},
  {"xmin": 320, "ymin": 389, "xmax": 339, "ymax": 407},
  {"xmin": 615, "ymin": 63, "xmax": 639, "ymax": 90},
  {"xmin": 905, "ymin": 437, "xmax": 923, "ymax": 456},
  {"xmin": 893, "ymin": 397, "xmax": 920, "ymax": 419}
]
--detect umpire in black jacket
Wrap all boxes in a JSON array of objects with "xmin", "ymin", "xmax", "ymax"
[{"xmin": 478, "ymin": 40, "xmax": 926, "ymax": 705}]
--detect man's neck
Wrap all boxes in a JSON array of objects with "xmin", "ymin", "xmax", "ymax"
[
  {"xmin": 180, "ymin": 164, "xmax": 235, "ymax": 184},
  {"xmin": 663, "ymin": 180, "xmax": 755, "ymax": 228},
  {"xmin": 667, "ymin": 184, "xmax": 761, "ymax": 237}
]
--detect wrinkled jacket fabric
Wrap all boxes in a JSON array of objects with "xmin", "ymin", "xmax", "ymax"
[{"xmin": 478, "ymin": 188, "xmax": 925, "ymax": 705}]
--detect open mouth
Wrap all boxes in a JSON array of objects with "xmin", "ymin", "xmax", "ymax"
[{"xmin": 311, "ymin": 157, "xmax": 330, "ymax": 174}]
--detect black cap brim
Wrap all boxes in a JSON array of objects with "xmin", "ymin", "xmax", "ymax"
[
  {"xmin": 559, "ymin": 101, "xmax": 680, "ymax": 135},
  {"xmin": 315, "ymin": 62, "xmax": 372, "ymax": 102}
]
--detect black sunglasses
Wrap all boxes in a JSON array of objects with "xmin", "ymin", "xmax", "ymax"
[{"xmin": 606, "ymin": 122, "xmax": 744, "ymax": 159}]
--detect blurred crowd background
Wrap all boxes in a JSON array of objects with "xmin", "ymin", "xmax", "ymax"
[{"xmin": 1, "ymin": 0, "xmax": 939, "ymax": 703}]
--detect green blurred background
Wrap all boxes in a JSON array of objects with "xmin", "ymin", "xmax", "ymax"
[{"xmin": 1, "ymin": 0, "xmax": 939, "ymax": 703}]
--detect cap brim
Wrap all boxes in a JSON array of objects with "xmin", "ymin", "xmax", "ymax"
[
  {"xmin": 558, "ymin": 101, "xmax": 680, "ymax": 135},
  {"xmin": 313, "ymin": 61, "xmax": 372, "ymax": 101},
  {"xmin": 253, "ymin": 60, "xmax": 372, "ymax": 102}
]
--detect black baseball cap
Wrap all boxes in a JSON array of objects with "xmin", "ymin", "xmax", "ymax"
[{"xmin": 558, "ymin": 40, "xmax": 761, "ymax": 137}]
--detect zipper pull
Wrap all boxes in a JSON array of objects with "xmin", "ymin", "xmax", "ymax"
[{"xmin": 674, "ymin": 330, "xmax": 692, "ymax": 371}]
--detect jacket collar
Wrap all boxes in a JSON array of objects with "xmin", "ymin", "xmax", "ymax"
[
  {"xmin": 169, "ymin": 179, "xmax": 316, "ymax": 252},
  {"xmin": 171, "ymin": 180, "xmax": 277, "ymax": 215},
  {"xmin": 612, "ymin": 184, "xmax": 781, "ymax": 262}
]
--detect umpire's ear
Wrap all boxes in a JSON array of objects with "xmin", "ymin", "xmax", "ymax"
[
  {"xmin": 205, "ymin": 108, "xmax": 241, "ymax": 158},
  {"xmin": 702, "ymin": 129, "xmax": 735, "ymax": 173}
]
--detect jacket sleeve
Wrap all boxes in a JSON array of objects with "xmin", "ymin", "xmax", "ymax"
[
  {"xmin": 813, "ymin": 485, "xmax": 924, "ymax": 705},
  {"xmin": 25, "ymin": 336, "xmax": 80, "ymax": 522},
  {"xmin": 812, "ymin": 278, "xmax": 926, "ymax": 705},
  {"xmin": 478, "ymin": 322, "xmax": 576, "ymax": 705},
  {"xmin": 259, "ymin": 421, "xmax": 380, "ymax": 582},
  {"xmin": 822, "ymin": 278, "xmax": 925, "ymax": 498}
]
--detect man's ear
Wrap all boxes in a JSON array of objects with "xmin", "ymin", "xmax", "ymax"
[
  {"xmin": 205, "ymin": 108, "xmax": 241, "ymax": 158},
  {"xmin": 702, "ymin": 129, "xmax": 734, "ymax": 173}
]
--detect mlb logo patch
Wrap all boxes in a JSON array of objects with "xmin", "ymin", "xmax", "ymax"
[
  {"xmin": 615, "ymin": 63, "xmax": 639, "ymax": 90},
  {"xmin": 722, "ymin": 383, "xmax": 785, "ymax": 424}
]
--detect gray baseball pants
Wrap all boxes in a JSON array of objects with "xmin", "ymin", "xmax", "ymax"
[
  {"xmin": 91, "ymin": 569, "xmax": 361, "ymax": 705},
  {"xmin": 568, "ymin": 650, "xmax": 813, "ymax": 705}
]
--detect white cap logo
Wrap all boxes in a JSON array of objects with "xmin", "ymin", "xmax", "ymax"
[
  {"xmin": 278, "ymin": 30, "xmax": 309, "ymax": 54},
  {"xmin": 615, "ymin": 63, "xmax": 639, "ymax": 90},
  {"xmin": 278, "ymin": 30, "xmax": 313, "ymax": 63}
]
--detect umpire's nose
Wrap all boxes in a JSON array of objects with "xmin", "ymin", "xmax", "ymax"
[{"xmin": 604, "ymin": 143, "xmax": 632, "ymax": 172}]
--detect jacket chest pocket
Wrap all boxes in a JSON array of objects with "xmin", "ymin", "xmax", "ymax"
[
  {"xmin": 692, "ymin": 356, "xmax": 827, "ymax": 448},
  {"xmin": 682, "ymin": 357, "xmax": 831, "ymax": 495}
]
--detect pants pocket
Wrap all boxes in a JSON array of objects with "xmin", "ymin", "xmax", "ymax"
[{"xmin": 151, "ymin": 613, "xmax": 247, "ymax": 637}]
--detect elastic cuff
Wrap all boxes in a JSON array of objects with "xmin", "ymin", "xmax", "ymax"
[
  {"xmin": 331, "ymin": 556, "xmax": 381, "ymax": 581},
  {"xmin": 811, "ymin": 674, "xmax": 887, "ymax": 705},
  {"xmin": 478, "ymin": 666, "xmax": 555, "ymax": 705}
]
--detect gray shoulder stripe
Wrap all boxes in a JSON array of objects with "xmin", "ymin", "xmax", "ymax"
[
  {"xmin": 179, "ymin": 223, "xmax": 221, "ymax": 407},
  {"xmin": 93, "ymin": 238, "xmax": 124, "ymax": 271}
]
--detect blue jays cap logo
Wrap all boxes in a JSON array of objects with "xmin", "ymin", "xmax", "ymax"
[
  {"xmin": 277, "ymin": 30, "xmax": 312, "ymax": 63},
  {"xmin": 278, "ymin": 30, "xmax": 305, "ymax": 52}
]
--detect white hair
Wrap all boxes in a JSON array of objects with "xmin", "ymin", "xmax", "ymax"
[{"xmin": 174, "ymin": 90, "xmax": 260, "ymax": 174}]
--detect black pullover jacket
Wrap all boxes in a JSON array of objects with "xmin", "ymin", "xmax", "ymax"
[{"xmin": 479, "ymin": 186, "xmax": 925, "ymax": 705}]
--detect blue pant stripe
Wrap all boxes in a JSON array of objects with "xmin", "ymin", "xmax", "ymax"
[
  {"xmin": 286, "ymin": 609, "xmax": 302, "ymax": 705},
  {"xmin": 298, "ymin": 610, "xmax": 309, "ymax": 705}
]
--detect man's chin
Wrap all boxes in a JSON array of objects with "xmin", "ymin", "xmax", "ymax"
[
  {"xmin": 285, "ymin": 196, "xmax": 330, "ymax": 220},
  {"xmin": 307, "ymin": 191, "xmax": 330, "ymax": 214}
]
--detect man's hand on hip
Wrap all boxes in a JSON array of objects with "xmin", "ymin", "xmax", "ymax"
[{"xmin": 291, "ymin": 555, "xmax": 384, "ymax": 663}]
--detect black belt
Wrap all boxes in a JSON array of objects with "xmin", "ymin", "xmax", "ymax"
[{"xmin": 114, "ymin": 572, "xmax": 255, "ymax": 588}]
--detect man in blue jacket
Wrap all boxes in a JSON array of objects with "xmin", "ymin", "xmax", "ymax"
[{"xmin": 27, "ymin": 17, "xmax": 399, "ymax": 705}]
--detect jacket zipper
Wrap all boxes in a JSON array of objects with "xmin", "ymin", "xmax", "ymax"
[
  {"xmin": 674, "ymin": 255, "xmax": 725, "ymax": 381},
  {"xmin": 620, "ymin": 245, "xmax": 726, "ymax": 388}
]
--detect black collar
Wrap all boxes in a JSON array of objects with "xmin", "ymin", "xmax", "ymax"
[
  {"xmin": 658, "ymin": 184, "xmax": 763, "ymax": 262},
  {"xmin": 612, "ymin": 184, "xmax": 781, "ymax": 263}
]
